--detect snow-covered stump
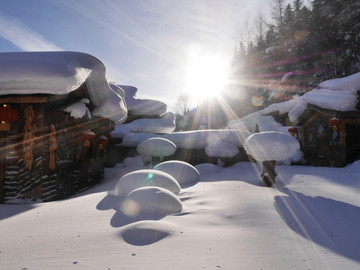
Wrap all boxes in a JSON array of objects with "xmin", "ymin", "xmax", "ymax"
[
  {"xmin": 205, "ymin": 140, "xmax": 239, "ymax": 167},
  {"xmin": 261, "ymin": 160, "xmax": 277, "ymax": 187},
  {"xmin": 244, "ymin": 131, "xmax": 301, "ymax": 187},
  {"xmin": 137, "ymin": 137, "xmax": 177, "ymax": 167}
]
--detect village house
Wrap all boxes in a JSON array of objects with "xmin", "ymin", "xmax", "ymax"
[
  {"xmin": 0, "ymin": 51, "xmax": 127, "ymax": 203},
  {"xmin": 227, "ymin": 71, "xmax": 360, "ymax": 167}
]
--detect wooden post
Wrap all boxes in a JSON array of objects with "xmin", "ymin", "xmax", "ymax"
[
  {"xmin": 80, "ymin": 144, "xmax": 89, "ymax": 188},
  {"xmin": 0, "ymin": 132, "xmax": 5, "ymax": 203},
  {"xmin": 261, "ymin": 160, "xmax": 277, "ymax": 187}
]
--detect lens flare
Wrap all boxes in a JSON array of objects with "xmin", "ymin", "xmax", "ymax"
[
  {"xmin": 251, "ymin": 95, "xmax": 264, "ymax": 107},
  {"xmin": 120, "ymin": 198, "xmax": 140, "ymax": 217},
  {"xmin": 142, "ymin": 173, "xmax": 154, "ymax": 186}
]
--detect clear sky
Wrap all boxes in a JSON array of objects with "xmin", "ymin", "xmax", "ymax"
[{"xmin": 0, "ymin": 0, "xmax": 271, "ymax": 111}]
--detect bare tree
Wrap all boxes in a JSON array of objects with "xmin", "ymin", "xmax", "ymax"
[
  {"xmin": 175, "ymin": 92, "xmax": 191, "ymax": 116},
  {"xmin": 254, "ymin": 12, "xmax": 268, "ymax": 43},
  {"xmin": 236, "ymin": 15, "xmax": 255, "ymax": 46}
]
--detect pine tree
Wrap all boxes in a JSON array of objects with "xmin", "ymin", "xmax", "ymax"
[
  {"xmin": 283, "ymin": 4, "xmax": 294, "ymax": 34},
  {"xmin": 271, "ymin": 0, "xmax": 286, "ymax": 33}
]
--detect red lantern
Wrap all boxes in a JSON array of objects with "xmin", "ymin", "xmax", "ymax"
[
  {"xmin": 329, "ymin": 117, "xmax": 342, "ymax": 131},
  {"xmin": 81, "ymin": 130, "xmax": 96, "ymax": 147},
  {"xmin": 95, "ymin": 135, "xmax": 108, "ymax": 150},
  {"xmin": 0, "ymin": 104, "xmax": 19, "ymax": 131},
  {"xmin": 288, "ymin": 126, "xmax": 298, "ymax": 137}
]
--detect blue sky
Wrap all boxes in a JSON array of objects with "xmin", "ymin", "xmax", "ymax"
[{"xmin": 0, "ymin": 0, "xmax": 271, "ymax": 111}]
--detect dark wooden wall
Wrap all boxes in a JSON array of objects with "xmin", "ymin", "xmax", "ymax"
[{"xmin": 1, "ymin": 103, "xmax": 113, "ymax": 203}]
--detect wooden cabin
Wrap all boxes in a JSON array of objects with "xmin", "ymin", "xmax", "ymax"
[
  {"xmin": 0, "ymin": 52, "xmax": 127, "ymax": 203},
  {"xmin": 297, "ymin": 104, "xmax": 360, "ymax": 167}
]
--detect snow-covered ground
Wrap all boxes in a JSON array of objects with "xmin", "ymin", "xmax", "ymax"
[{"xmin": 1, "ymin": 160, "xmax": 359, "ymax": 269}]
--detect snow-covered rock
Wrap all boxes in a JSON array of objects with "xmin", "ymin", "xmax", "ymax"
[
  {"xmin": 114, "ymin": 169, "xmax": 181, "ymax": 196},
  {"xmin": 154, "ymin": 160, "xmax": 200, "ymax": 187}
]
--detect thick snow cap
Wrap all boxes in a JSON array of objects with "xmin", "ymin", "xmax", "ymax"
[
  {"xmin": 120, "ymin": 85, "xmax": 167, "ymax": 116},
  {"xmin": 244, "ymin": 131, "xmax": 300, "ymax": 162},
  {"xmin": 137, "ymin": 137, "xmax": 177, "ymax": 157},
  {"xmin": 0, "ymin": 51, "xmax": 127, "ymax": 123}
]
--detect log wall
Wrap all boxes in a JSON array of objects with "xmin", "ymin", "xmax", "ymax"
[{"xmin": 2, "ymin": 103, "xmax": 113, "ymax": 203}]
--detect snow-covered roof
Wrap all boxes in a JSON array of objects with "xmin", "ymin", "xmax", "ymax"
[
  {"xmin": 228, "ymin": 71, "xmax": 360, "ymax": 128},
  {"xmin": 121, "ymin": 129, "xmax": 252, "ymax": 149},
  {"xmin": 119, "ymin": 85, "xmax": 167, "ymax": 116},
  {"xmin": 112, "ymin": 112, "xmax": 176, "ymax": 138},
  {"xmin": 0, "ymin": 51, "xmax": 127, "ymax": 123}
]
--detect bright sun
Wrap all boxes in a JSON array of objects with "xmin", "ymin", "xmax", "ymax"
[{"xmin": 184, "ymin": 47, "xmax": 229, "ymax": 105}]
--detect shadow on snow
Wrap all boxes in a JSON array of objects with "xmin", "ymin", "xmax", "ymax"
[
  {"xmin": 275, "ymin": 188, "xmax": 360, "ymax": 262},
  {"xmin": 96, "ymin": 193, "xmax": 167, "ymax": 227}
]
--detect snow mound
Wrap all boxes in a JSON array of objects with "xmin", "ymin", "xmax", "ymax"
[
  {"xmin": 154, "ymin": 160, "xmax": 200, "ymax": 187},
  {"xmin": 244, "ymin": 131, "xmax": 300, "ymax": 162},
  {"xmin": 195, "ymin": 163, "xmax": 222, "ymax": 174},
  {"xmin": 115, "ymin": 169, "xmax": 181, "ymax": 196},
  {"xmin": 119, "ymin": 220, "xmax": 178, "ymax": 246},
  {"xmin": 205, "ymin": 141, "xmax": 239, "ymax": 158},
  {"xmin": 137, "ymin": 137, "xmax": 177, "ymax": 157},
  {"xmin": 124, "ymin": 186, "xmax": 182, "ymax": 216}
]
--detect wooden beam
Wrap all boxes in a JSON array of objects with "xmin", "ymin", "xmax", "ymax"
[{"xmin": 0, "ymin": 94, "xmax": 68, "ymax": 104}]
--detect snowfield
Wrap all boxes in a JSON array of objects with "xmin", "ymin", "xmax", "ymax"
[{"xmin": 1, "ymin": 161, "xmax": 360, "ymax": 269}]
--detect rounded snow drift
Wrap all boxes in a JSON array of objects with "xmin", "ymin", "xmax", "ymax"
[
  {"xmin": 124, "ymin": 186, "xmax": 182, "ymax": 216},
  {"xmin": 154, "ymin": 160, "xmax": 200, "ymax": 187},
  {"xmin": 114, "ymin": 169, "xmax": 181, "ymax": 196},
  {"xmin": 195, "ymin": 163, "xmax": 222, "ymax": 174}
]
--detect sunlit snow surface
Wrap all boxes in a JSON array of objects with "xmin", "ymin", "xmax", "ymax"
[{"xmin": 1, "ymin": 161, "xmax": 360, "ymax": 269}]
